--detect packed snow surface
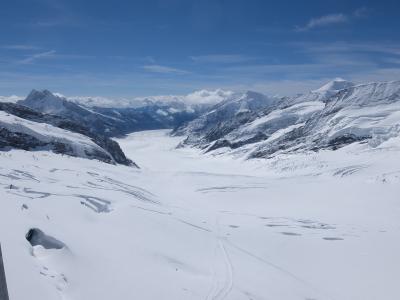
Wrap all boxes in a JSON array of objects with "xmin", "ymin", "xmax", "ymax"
[{"xmin": 1, "ymin": 130, "xmax": 400, "ymax": 300}]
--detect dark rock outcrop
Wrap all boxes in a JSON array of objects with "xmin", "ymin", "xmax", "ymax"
[{"xmin": 0, "ymin": 102, "xmax": 136, "ymax": 166}]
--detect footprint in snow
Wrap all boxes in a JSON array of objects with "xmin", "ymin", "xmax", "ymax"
[{"xmin": 25, "ymin": 228, "xmax": 70, "ymax": 294}]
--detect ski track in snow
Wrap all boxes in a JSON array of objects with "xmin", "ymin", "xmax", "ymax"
[{"xmin": 206, "ymin": 239, "xmax": 234, "ymax": 300}]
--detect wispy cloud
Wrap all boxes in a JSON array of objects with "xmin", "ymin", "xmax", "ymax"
[
  {"xmin": 0, "ymin": 95, "xmax": 22, "ymax": 103},
  {"xmin": 384, "ymin": 58, "xmax": 400, "ymax": 65},
  {"xmin": 296, "ymin": 13, "xmax": 348, "ymax": 31},
  {"xmin": 295, "ymin": 7, "xmax": 369, "ymax": 32},
  {"xmin": 1, "ymin": 44, "xmax": 41, "ymax": 50},
  {"xmin": 142, "ymin": 64, "xmax": 189, "ymax": 75},
  {"xmin": 190, "ymin": 54, "xmax": 252, "ymax": 64},
  {"xmin": 294, "ymin": 41, "xmax": 400, "ymax": 57},
  {"xmin": 354, "ymin": 7, "xmax": 370, "ymax": 18},
  {"xmin": 30, "ymin": 19, "xmax": 74, "ymax": 28},
  {"xmin": 18, "ymin": 50, "xmax": 56, "ymax": 64}
]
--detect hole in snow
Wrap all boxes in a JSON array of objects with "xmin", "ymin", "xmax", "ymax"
[
  {"xmin": 280, "ymin": 232, "xmax": 302, "ymax": 236},
  {"xmin": 26, "ymin": 228, "xmax": 65, "ymax": 249},
  {"xmin": 322, "ymin": 237, "xmax": 344, "ymax": 241}
]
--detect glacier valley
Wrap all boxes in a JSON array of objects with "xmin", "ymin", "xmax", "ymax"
[{"xmin": 0, "ymin": 128, "xmax": 399, "ymax": 300}]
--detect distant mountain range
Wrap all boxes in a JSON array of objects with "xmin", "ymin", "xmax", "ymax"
[
  {"xmin": 0, "ymin": 89, "xmax": 230, "ymax": 165},
  {"xmin": 1, "ymin": 79, "xmax": 400, "ymax": 164},
  {"xmin": 18, "ymin": 90, "xmax": 203, "ymax": 137}
]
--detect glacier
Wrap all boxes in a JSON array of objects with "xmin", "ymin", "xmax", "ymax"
[{"xmin": 0, "ymin": 129, "xmax": 399, "ymax": 300}]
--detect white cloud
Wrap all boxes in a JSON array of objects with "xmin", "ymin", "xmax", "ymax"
[
  {"xmin": 134, "ymin": 89, "xmax": 235, "ymax": 106},
  {"xmin": 18, "ymin": 50, "xmax": 56, "ymax": 64},
  {"xmin": 384, "ymin": 58, "xmax": 400, "ymax": 65},
  {"xmin": 354, "ymin": 7, "xmax": 369, "ymax": 18},
  {"xmin": 293, "ymin": 41, "xmax": 400, "ymax": 69},
  {"xmin": 184, "ymin": 89, "xmax": 234, "ymax": 104},
  {"xmin": 294, "ymin": 41, "xmax": 400, "ymax": 56},
  {"xmin": 296, "ymin": 13, "xmax": 348, "ymax": 31},
  {"xmin": 0, "ymin": 95, "xmax": 22, "ymax": 103},
  {"xmin": 296, "ymin": 7, "xmax": 370, "ymax": 32},
  {"xmin": 1, "ymin": 45, "xmax": 40, "ymax": 50},
  {"xmin": 190, "ymin": 54, "xmax": 251, "ymax": 64},
  {"xmin": 143, "ymin": 64, "xmax": 189, "ymax": 75},
  {"xmin": 66, "ymin": 89, "xmax": 234, "ymax": 108}
]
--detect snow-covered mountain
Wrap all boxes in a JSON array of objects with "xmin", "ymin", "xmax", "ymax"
[
  {"xmin": 6, "ymin": 79, "xmax": 400, "ymax": 162},
  {"xmin": 19, "ymin": 90, "xmax": 138, "ymax": 136},
  {"xmin": 0, "ymin": 102, "xmax": 135, "ymax": 166},
  {"xmin": 0, "ymin": 88, "xmax": 235, "ymax": 165},
  {"xmin": 19, "ymin": 90, "xmax": 70, "ymax": 115},
  {"xmin": 173, "ymin": 90, "xmax": 278, "ymax": 147},
  {"xmin": 176, "ymin": 80, "xmax": 400, "ymax": 159},
  {"xmin": 18, "ymin": 89, "xmax": 232, "ymax": 137},
  {"xmin": 310, "ymin": 78, "xmax": 355, "ymax": 101},
  {"xmin": 0, "ymin": 110, "xmax": 116, "ymax": 162}
]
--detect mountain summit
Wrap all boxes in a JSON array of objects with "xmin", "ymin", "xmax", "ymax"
[
  {"xmin": 313, "ymin": 78, "xmax": 355, "ymax": 100},
  {"xmin": 20, "ymin": 89, "xmax": 68, "ymax": 114}
]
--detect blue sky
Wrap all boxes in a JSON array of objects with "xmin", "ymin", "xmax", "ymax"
[{"xmin": 1, "ymin": 0, "xmax": 400, "ymax": 97}]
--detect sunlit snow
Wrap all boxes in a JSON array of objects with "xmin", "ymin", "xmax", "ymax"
[{"xmin": 1, "ymin": 129, "xmax": 399, "ymax": 300}]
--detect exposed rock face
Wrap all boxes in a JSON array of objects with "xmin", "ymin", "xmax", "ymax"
[
  {"xmin": 0, "ymin": 127, "xmax": 47, "ymax": 150},
  {"xmin": 0, "ymin": 102, "xmax": 136, "ymax": 166}
]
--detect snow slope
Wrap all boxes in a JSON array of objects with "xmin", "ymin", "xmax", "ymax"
[
  {"xmin": 174, "ymin": 90, "xmax": 277, "ymax": 146},
  {"xmin": 0, "ymin": 110, "xmax": 116, "ymax": 163},
  {"xmin": 306, "ymin": 80, "xmax": 400, "ymax": 147},
  {"xmin": 1, "ymin": 129, "xmax": 399, "ymax": 300},
  {"xmin": 311, "ymin": 78, "xmax": 354, "ymax": 100}
]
